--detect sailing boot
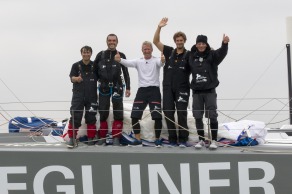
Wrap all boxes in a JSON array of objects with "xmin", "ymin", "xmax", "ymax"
[
  {"xmin": 112, "ymin": 120, "xmax": 123, "ymax": 146},
  {"xmin": 87, "ymin": 124, "xmax": 97, "ymax": 146},
  {"xmin": 97, "ymin": 121, "xmax": 108, "ymax": 146},
  {"xmin": 67, "ymin": 122, "xmax": 78, "ymax": 148},
  {"xmin": 67, "ymin": 138, "xmax": 74, "ymax": 148}
]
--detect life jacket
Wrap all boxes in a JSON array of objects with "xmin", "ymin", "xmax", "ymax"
[{"xmin": 97, "ymin": 50, "xmax": 123, "ymax": 88}]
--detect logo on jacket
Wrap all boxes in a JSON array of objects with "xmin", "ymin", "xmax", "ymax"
[
  {"xmin": 133, "ymin": 106, "xmax": 140, "ymax": 110},
  {"xmin": 113, "ymin": 92, "xmax": 120, "ymax": 97},
  {"xmin": 89, "ymin": 106, "xmax": 97, "ymax": 112},
  {"xmin": 196, "ymin": 74, "xmax": 207, "ymax": 83},
  {"xmin": 179, "ymin": 67, "xmax": 185, "ymax": 70},
  {"xmin": 102, "ymin": 65, "xmax": 106, "ymax": 68},
  {"xmin": 168, "ymin": 66, "xmax": 172, "ymax": 69},
  {"xmin": 179, "ymin": 92, "xmax": 188, "ymax": 96},
  {"xmin": 178, "ymin": 96, "xmax": 187, "ymax": 103},
  {"xmin": 195, "ymin": 57, "xmax": 204, "ymax": 62}
]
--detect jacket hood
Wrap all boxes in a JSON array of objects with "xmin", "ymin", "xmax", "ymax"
[{"xmin": 191, "ymin": 43, "xmax": 211, "ymax": 56}]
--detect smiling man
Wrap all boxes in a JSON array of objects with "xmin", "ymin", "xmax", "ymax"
[
  {"xmin": 115, "ymin": 41, "xmax": 165, "ymax": 147},
  {"xmin": 67, "ymin": 46, "xmax": 98, "ymax": 148},
  {"xmin": 94, "ymin": 34, "xmax": 131, "ymax": 146},
  {"xmin": 190, "ymin": 34, "xmax": 230, "ymax": 150},
  {"xmin": 153, "ymin": 18, "xmax": 191, "ymax": 148}
]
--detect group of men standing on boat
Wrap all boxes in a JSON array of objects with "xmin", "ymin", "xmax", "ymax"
[{"xmin": 67, "ymin": 17, "xmax": 230, "ymax": 149}]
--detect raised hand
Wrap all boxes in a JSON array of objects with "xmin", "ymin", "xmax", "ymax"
[
  {"xmin": 223, "ymin": 34, "xmax": 230, "ymax": 44},
  {"xmin": 158, "ymin": 17, "xmax": 168, "ymax": 28},
  {"xmin": 114, "ymin": 51, "xmax": 121, "ymax": 62}
]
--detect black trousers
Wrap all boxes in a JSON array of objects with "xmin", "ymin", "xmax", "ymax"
[
  {"xmin": 131, "ymin": 86, "xmax": 162, "ymax": 120},
  {"xmin": 70, "ymin": 95, "xmax": 98, "ymax": 128},
  {"xmin": 163, "ymin": 87, "xmax": 190, "ymax": 143}
]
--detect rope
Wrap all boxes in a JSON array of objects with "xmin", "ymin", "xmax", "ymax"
[
  {"xmin": 152, "ymin": 109, "xmax": 292, "ymax": 153},
  {"xmin": 79, "ymin": 108, "xmax": 154, "ymax": 144},
  {"xmin": 236, "ymin": 98, "xmax": 275, "ymax": 121},
  {"xmin": 0, "ymin": 78, "xmax": 50, "ymax": 125},
  {"xmin": 4, "ymin": 108, "xmax": 292, "ymax": 153}
]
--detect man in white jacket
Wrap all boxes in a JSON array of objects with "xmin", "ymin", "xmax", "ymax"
[{"xmin": 115, "ymin": 41, "xmax": 165, "ymax": 147}]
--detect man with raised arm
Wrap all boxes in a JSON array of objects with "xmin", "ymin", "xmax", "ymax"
[
  {"xmin": 153, "ymin": 17, "xmax": 191, "ymax": 147},
  {"xmin": 190, "ymin": 34, "xmax": 230, "ymax": 150}
]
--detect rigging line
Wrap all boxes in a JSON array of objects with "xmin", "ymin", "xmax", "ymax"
[
  {"xmin": 0, "ymin": 77, "xmax": 61, "ymax": 124},
  {"xmin": 266, "ymin": 97, "xmax": 292, "ymax": 126},
  {"xmin": 0, "ymin": 98, "xmax": 289, "ymax": 105},
  {"xmin": 218, "ymin": 98, "xmax": 277, "ymax": 122},
  {"xmin": 274, "ymin": 98, "xmax": 291, "ymax": 107},
  {"xmin": 0, "ymin": 100, "xmax": 70, "ymax": 105},
  {"xmin": 0, "ymin": 78, "xmax": 37, "ymax": 117},
  {"xmin": 236, "ymin": 98, "xmax": 275, "ymax": 121},
  {"xmin": 151, "ymin": 109, "xmax": 284, "ymax": 153},
  {"xmin": 0, "ymin": 112, "xmax": 10, "ymax": 121},
  {"xmin": 245, "ymin": 97, "xmax": 292, "ymax": 146},
  {"xmin": 224, "ymin": 46, "xmax": 286, "ymax": 122},
  {"xmin": 245, "ymin": 99, "xmax": 290, "ymax": 147},
  {"xmin": 0, "ymin": 104, "xmax": 14, "ymax": 121},
  {"xmin": 0, "ymin": 121, "xmax": 9, "ymax": 127},
  {"xmin": 217, "ymin": 110, "xmax": 237, "ymax": 121},
  {"xmin": 267, "ymin": 118, "xmax": 290, "ymax": 125},
  {"xmin": 0, "ymin": 79, "xmax": 55, "ymax": 126},
  {"xmin": 0, "ymin": 98, "xmax": 288, "ymax": 105},
  {"xmin": 218, "ymin": 110, "xmax": 290, "ymax": 125},
  {"xmin": 218, "ymin": 97, "xmax": 288, "ymax": 100}
]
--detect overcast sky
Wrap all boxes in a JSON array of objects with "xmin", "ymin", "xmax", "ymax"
[{"xmin": 0, "ymin": 0, "xmax": 292, "ymax": 127}]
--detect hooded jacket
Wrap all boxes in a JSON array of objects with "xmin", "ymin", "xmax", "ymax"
[{"xmin": 189, "ymin": 42, "xmax": 228, "ymax": 90}]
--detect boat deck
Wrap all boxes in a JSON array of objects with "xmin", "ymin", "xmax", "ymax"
[{"xmin": 1, "ymin": 133, "xmax": 292, "ymax": 193}]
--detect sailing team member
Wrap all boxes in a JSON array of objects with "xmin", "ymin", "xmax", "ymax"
[
  {"xmin": 153, "ymin": 17, "xmax": 191, "ymax": 147},
  {"xmin": 68, "ymin": 46, "xmax": 98, "ymax": 148},
  {"xmin": 115, "ymin": 41, "xmax": 165, "ymax": 147},
  {"xmin": 94, "ymin": 34, "xmax": 131, "ymax": 146},
  {"xmin": 190, "ymin": 34, "xmax": 229, "ymax": 149}
]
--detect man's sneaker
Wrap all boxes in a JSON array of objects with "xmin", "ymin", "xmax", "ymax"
[
  {"xmin": 97, "ymin": 139, "xmax": 106, "ymax": 146},
  {"xmin": 67, "ymin": 138, "xmax": 74, "ymax": 148},
  {"xmin": 154, "ymin": 139, "xmax": 162, "ymax": 148},
  {"xmin": 209, "ymin": 140, "xmax": 218, "ymax": 150},
  {"xmin": 179, "ymin": 142, "xmax": 187, "ymax": 148},
  {"xmin": 112, "ymin": 137, "xmax": 120, "ymax": 146},
  {"xmin": 87, "ymin": 138, "xmax": 95, "ymax": 146},
  {"xmin": 194, "ymin": 140, "xmax": 205, "ymax": 149},
  {"xmin": 129, "ymin": 139, "xmax": 143, "ymax": 147},
  {"xmin": 168, "ymin": 142, "xmax": 177, "ymax": 148}
]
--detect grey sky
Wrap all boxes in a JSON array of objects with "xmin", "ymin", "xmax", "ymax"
[{"xmin": 0, "ymin": 0, "xmax": 292, "ymax": 126}]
